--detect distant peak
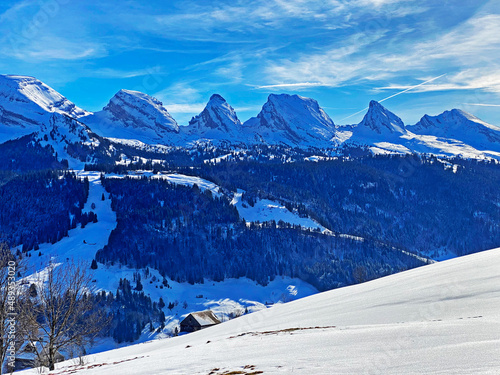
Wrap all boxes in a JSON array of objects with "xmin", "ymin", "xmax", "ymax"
[
  {"xmin": 99, "ymin": 88, "xmax": 179, "ymax": 134},
  {"xmin": 118, "ymin": 88, "xmax": 142, "ymax": 96},
  {"xmin": 115, "ymin": 89, "xmax": 152, "ymax": 98},
  {"xmin": 0, "ymin": 74, "xmax": 88, "ymax": 118},
  {"xmin": 209, "ymin": 93, "xmax": 226, "ymax": 102},
  {"xmin": 358, "ymin": 100, "xmax": 405, "ymax": 135},
  {"xmin": 186, "ymin": 94, "xmax": 241, "ymax": 134},
  {"xmin": 268, "ymin": 93, "xmax": 301, "ymax": 101}
]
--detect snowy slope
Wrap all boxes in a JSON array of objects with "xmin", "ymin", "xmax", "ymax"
[
  {"xmin": 407, "ymin": 109, "xmax": 500, "ymax": 152},
  {"xmin": 0, "ymin": 75, "xmax": 88, "ymax": 118},
  {"xmin": 106, "ymin": 171, "xmax": 327, "ymax": 231},
  {"xmin": 353, "ymin": 100, "xmax": 406, "ymax": 137},
  {"xmin": 0, "ymin": 75, "xmax": 90, "ymax": 143},
  {"xmin": 343, "ymin": 101, "xmax": 500, "ymax": 160},
  {"xmin": 19, "ymin": 247, "xmax": 500, "ymax": 375},
  {"xmin": 182, "ymin": 94, "xmax": 246, "ymax": 144},
  {"xmin": 243, "ymin": 94, "xmax": 337, "ymax": 147},
  {"xmin": 20, "ymin": 172, "xmax": 116, "ymax": 270},
  {"xmin": 231, "ymin": 190, "xmax": 326, "ymax": 231},
  {"xmin": 81, "ymin": 90, "xmax": 179, "ymax": 144}
]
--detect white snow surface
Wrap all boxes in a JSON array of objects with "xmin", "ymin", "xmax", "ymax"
[
  {"xmin": 182, "ymin": 94, "xmax": 245, "ymax": 143},
  {"xmin": 18, "ymin": 247, "xmax": 500, "ymax": 375},
  {"xmin": 20, "ymin": 172, "xmax": 117, "ymax": 269},
  {"xmin": 243, "ymin": 93, "xmax": 337, "ymax": 146},
  {"xmin": 231, "ymin": 190, "xmax": 326, "ymax": 231},
  {"xmin": 352, "ymin": 100, "xmax": 406, "ymax": 138},
  {"xmin": 0, "ymin": 74, "xmax": 90, "ymax": 143},
  {"xmin": 407, "ymin": 109, "xmax": 500, "ymax": 152},
  {"xmin": 345, "ymin": 101, "xmax": 500, "ymax": 160},
  {"xmin": 81, "ymin": 89, "xmax": 179, "ymax": 144},
  {"xmin": 0, "ymin": 74, "xmax": 88, "ymax": 118}
]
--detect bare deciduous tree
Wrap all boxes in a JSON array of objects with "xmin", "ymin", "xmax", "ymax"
[
  {"xmin": 0, "ymin": 242, "xmax": 25, "ymax": 374},
  {"xmin": 19, "ymin": 261, "xmax": 109, "ymax": 371}
]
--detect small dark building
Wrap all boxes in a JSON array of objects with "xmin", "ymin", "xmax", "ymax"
[
  {"xmin": 180, "ymin": 310, "xmax": 221, "ymax": 332},
  {"xmin": 14, "ymin": 342, "xmax": 65, "ymax": 371}
]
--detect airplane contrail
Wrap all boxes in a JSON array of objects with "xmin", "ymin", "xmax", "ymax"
[
  {"xmin": 340, "ymin": 73, "xmax": 447, "ymax": 122},
  {"xmin": 463, "ymin": 103, "xmax": 500, "ymax": 107}
]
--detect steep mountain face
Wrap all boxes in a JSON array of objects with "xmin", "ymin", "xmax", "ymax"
[
  {"xmin": 0, "ymin": 75, "xmax": 95, "ymax": 158},
  {"xmin": 182, "ymin": 94, "xmax": 244, "ymax": 142},
  {"xmin": 0, "ymin": 74, "xmax": 88, "ymax": 118},
  {"xmin": 0, "ymin": 75, "xmax": 90, "ymax": 143},
  {"xmin": 350, "ymin": 100, "xmax": 406, "ymax": 140},
  {"xmin": 81, "ymin": 89, "xmax": 179, "ymax": 144},
  {"xmin": 341, "ymin": 102, "xmax": 500, "ymax": 160},
  {"xmin": 243, "ymin": 94, "xmax": 337, "ymax": 146},
  {"xmin": 407, "ymin": 109, "xmax": 500, "ymax": 151}
]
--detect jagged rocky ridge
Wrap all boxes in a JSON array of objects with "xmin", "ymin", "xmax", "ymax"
[{"xmin": 1, "ymin": 74, "xmax": 500, "ymax": 159}]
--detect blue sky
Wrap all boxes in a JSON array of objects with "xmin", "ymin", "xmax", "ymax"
[{"xmin": 0, "ymin": 0, "xmax": 499, "ymax": 126}]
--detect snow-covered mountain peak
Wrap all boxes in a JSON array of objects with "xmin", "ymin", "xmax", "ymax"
[
  {"xmin": 407, "ymin": 108, "xmax": 500, "ymax": 149},
  {"xmin": 208, "ymin": 93, "xmax": 226, "ymax": 104},
  {"xmin": 358, "ymin": 100, "xmax": 406, "ymax": 135},
  {"xmin": 243, "ymin": 93, "xmax": 336, "ymax": 146},
  {"xmin": 0, "ymin": 74, "xmax": 88, "ymax": 118},
  {"xmin": 79, "ymin": 89, "xmax": 179, "ymax": 144},
  {"xmin": 104, "ymin": 89, "xmax": 179, "ymax": 132},
  {"xmin": 183, "ymin": 94, "xmax": 243, "ymax": 142}
]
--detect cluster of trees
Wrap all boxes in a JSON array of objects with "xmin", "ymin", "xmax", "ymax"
[
  {"xmin": 193, "ymin": 154, "xmax": 500, "ymax": 257},
  {"xmin": 82, "ymin": 140, "xmax": 338, "ymax": 173},
  {"xmin": 0, "ymin": 135, "xmax": 69, "ymax": 186},
  {"xmin": 0, "ymin": 171, "xmax": 90, "ymax": 250},
  {"xmin": 0, "ymin": 135, "xmax": 68, "ymax": 175},
  {"xmin": 96, "ymin": 177, "xmax": 428, "ymax": 291},
  {"xmin": 105, "ymin": 278, "xmax": 164, "ymax": 343}
]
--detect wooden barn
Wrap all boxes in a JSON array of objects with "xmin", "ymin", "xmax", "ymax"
[{"xmin": 180, "ymin": 310, "xmax": 221, "ymax": 332}]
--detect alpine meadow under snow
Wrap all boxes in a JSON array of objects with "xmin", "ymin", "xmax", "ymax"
[{"xmin": 16, "ymin": 247, "xmax": 500, "ymax": 375}]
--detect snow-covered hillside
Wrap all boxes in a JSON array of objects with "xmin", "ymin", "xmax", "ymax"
[
  {"xmin": 18, "ymin": 170, "xmax": 318, "ymax": 345},
  {"xmin": 18, "ymin": 247, "xmax": 500, "ymax": 375},
  {"xmin": 105, "ymin": 170, "xmax": 327, "ymax": 231},
  {"xmin": 351, "ymin": 100, "xmax": 406, "ymax": 138},
  {"xmin": 0, "ymin": 75, "xmax": 88, "ymax": 119}
]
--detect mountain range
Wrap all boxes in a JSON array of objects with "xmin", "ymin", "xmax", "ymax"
[{"xmin": 2, "ymin": 74, "xmax": 500, "ymax": 160}]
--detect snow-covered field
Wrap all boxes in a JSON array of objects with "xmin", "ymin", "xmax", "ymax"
[
  {"xmin": 18, "ymin": 247, "xmax": 500, "ymax": 374},
  {"xmin": 231, "ymin": 190, "xmax": 326, "ymax": 231}
]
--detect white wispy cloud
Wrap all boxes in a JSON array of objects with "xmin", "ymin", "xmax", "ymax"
[
  {"xmin": 1, "ymin": 34, "xmax": 106, "ymax": 61},
  {"xmin": 463, "ymin": 103, "xmax": 500, "ymax": 107},
  {"xmin": 92, "ymin": 66, "xmax": 164, "ymax": 79},
  {"xmin": 255, "ymin": 82, "xmax": 330, "ymax": 89},
  {"xmin": 260, "ymin": 10, "xmax": 500, "ymax": 95},
  {"xmin": 378, "ymin": 70, "xmax": 500, "ymax": 94}
]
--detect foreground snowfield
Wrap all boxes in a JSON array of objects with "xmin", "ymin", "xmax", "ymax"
[{"xmin": 18, "ymin": 248, "xmax": 500, "ymax": 374}]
